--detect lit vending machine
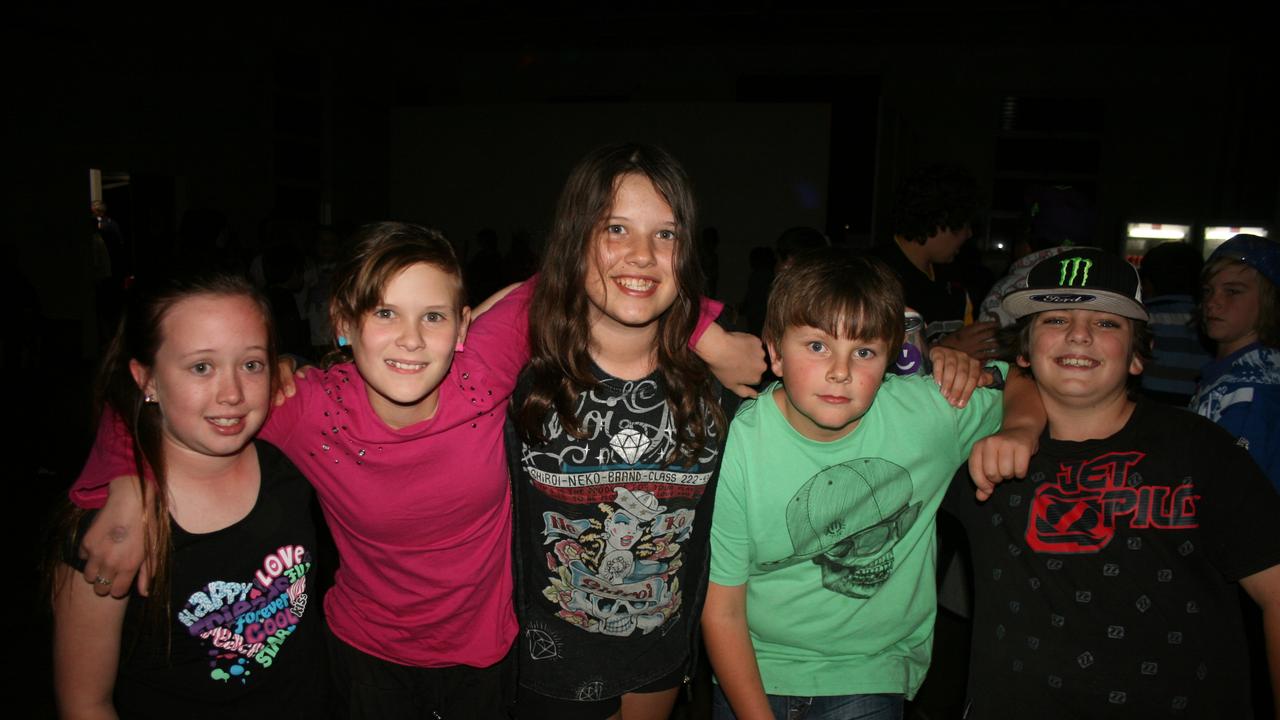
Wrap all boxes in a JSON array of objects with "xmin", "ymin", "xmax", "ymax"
[
  {"xmin": 1203, "ymin": 224, "xmax": 1270, "ymax": 259},
  {"xmin": 1124, "ymin": 221, "xmax": 1193, "ymax": 265}
]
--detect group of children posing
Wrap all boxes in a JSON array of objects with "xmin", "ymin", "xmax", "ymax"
[{"xmin": 52, "ymin": 142, "xmax": 1280, "ymax": 720}]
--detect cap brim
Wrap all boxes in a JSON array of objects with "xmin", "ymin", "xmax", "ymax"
[{"xmin": 1002, "ymin": 288, "xmax": 1149, "ymax": 322}]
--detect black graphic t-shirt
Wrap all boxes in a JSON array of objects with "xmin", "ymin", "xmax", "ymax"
[
  {"xmin": 945, "ymin": 402, "xmax": 1280, "ymax": 718},
  {"xmin": 508, "ymin": 367, "xmax": 729, "ymax": 702},
  {"xmin": 80, "ymin": 441, "xmax": 327, "ymax": 718}
]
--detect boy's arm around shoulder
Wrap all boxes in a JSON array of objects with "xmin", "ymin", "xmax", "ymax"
[
  {"xmin": 1240, "ymin": 565, "xmax": 1280, "ymax": 714},
  {"xmin": 967, "ymin": 367, "xmax": 1044, "ymax": 501}
]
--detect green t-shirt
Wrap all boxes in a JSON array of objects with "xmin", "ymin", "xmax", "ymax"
[{"xmin": 708, "ymin": 371, "xmax": 1004, "ymax": 698}]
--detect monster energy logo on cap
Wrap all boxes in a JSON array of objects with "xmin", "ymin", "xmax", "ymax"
[{"xmin": 1058, "ymin": 256, "xmax": 1093, "ymax": 287}]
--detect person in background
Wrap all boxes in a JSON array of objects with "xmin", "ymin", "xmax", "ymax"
[
  {"xmin": 1191, "ymin": 233, "xmax": 1280, "ymax": 490},
  {"xmin": 876, "ymin": 164, "xmax": 996, "ymax": 359}
]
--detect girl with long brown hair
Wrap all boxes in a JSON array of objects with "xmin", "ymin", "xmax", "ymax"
[{"xmin": 510, "ymin": 142, "xmax": 731, "ymax": 719}]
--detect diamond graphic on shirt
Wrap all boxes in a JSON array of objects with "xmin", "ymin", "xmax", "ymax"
[
  {"xmin": 1077, "ymin": 651, "xmax": 1095, "ymax": 668},
  {"xmin": 1172, "ymin": 696, "xmax": 1189, "ymax": 710},
  {"xmin": 1167, "ymin": 631, "xmax": 1183, "ymax": 645},
  {"xmin": 996, "ymin": 624, "xmax": 1006, "ymax": 640},
  {"xmin": 1135, "ymin": 595, "xmax": 1152, "ymax": 613},
  {"xmin": 1048, "ymin": 675, "xmax": 1062, "ymax": 689},
  {"xmin": 1046, "ymin": 559, "xmax": 1063, "ymax": 570},
  {"xmin": 525, "ymin": 628, "xmax": 559, "ymax": 661},
  {"xmin": 575, "ymin": 680, "xmax": 604, "ymax": 701},
  {"xmin": 1103, "ymin": 563, "xmax": 1120, "ymax": 576},
  {"xmin": 992, "ymin": 568, "xmax": 1002, "ymax": 581},
  {"xmin": 1196, "ymin": 662, "xmax": 1208, "ymax": 680},
  {"xmin": 1012, "ymin": 659, "xmax": 1024, "ymax": 672},
  {"xmin": 1127, "ymin": 537, "xmax": 1143, "ymax": 550},
  {"xmin": 1140, "ymin": 661, "xmax": 1158, "ymax": 675},
  {"xmin": 1008, "ymin": 494, "xmax": 1023, "ymax": 508},
  {"xmin": 1027, "ymin": 636, "xmax": 1040, "ymax": 650},
  {"xmin": 1050, "ymin": 613, "xmax": 1065, "ymax": 628},
  {"xmin": 1186, "ymin": 601, "xmax": 1200, "ymax": 614},
  {"xmin": 609, "ymin": 428, "xmax": 651, "ymax": 465},
  {"xmin": 1075, "ymin": 590, "xmax": 1092, "ymax": 603},
  {"xmin": 1028, "ymin": 578, "xmax": 1041, "ymax": 590},
  {"xmin": 992, "ymin": 513, "xmax": 1003, "ymax": 526},
  {"xmin": 1157, "ymin": 569, "xmax": 1173, "ymax": 582},
  {"xmin": 1178, "ymin": 540, "xmax": 1195, "ymax": 556},
  {"xmin": 1108, "ymin": 691, "xmax": 1127, "ymax": 705},
  {"xmin": 1128, "ymin": 472, "xmax": 1143, "ymax": 487},
  {"xmin": 1008, "ymin": 600, "xmax": 1022, "ymax": 613},
  {"xmin": 1008, "ymin": 543, "xmax": 1022, "ymax": 557},
  {"xmin": 1106, "ymin": 625, "xmax": 1124, "ymax": 639}
]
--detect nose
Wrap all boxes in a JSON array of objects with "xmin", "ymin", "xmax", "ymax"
[
  {"xmin": 1066, "ymin": 315, "xmax": 1092, "ymax": 344},
  {"xmin": 827, "ymin": 354, "xmax": 852, "ymax": 383},
  {"xmin": 217, "ymin": 369, "xmax": 244, "ymax": 405},
  {"xmin": 626, "ymin": 235, "xmax": 657, "ymax": 267},
  {"xmin": 396, "ymin": 317, "xmax": 425, "ymax": 351}
]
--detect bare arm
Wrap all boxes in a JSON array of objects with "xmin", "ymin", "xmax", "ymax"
[
  {"xmin": 472, "ymin": 281, "xmax": 523, "ymax": 319},
  {"xmin": 53, "ymin": 563, "xmax": 126, "ymax": 719},
  {"xmin": 80, "ymin": 476, "xmax": 150, "ymax": 598},
  {"xmin": 701, "ymin": 582, "xmax": 774, "ymax": 720},
  {"xmin": 1240, "ymin": 564, "xmax": 1280, "ymax": 715},
  {"xmin": 968, "ymin": 368, "xmax": 1044, "ymax": 500},
  {"xmin": 695, "ymin": 323, "xmax": 767, "ymax": 399}
]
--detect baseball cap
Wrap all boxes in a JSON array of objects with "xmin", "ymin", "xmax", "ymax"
[
  {"xmin": 1208, "ymin": 234, "xmax": 1280, "ymax": 287},
  {"xmin": 1002, "ymin": 248, "xmax": 1148, "ymax": 321}
]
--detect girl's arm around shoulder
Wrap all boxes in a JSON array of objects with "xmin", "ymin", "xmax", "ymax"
[
  {"xmin": 53, "ymin": 562, "xmax": 126, "ymax": 719},
  {"xmin": 458, "ymin": 279, "xmax": 536, "ymax": 397}
]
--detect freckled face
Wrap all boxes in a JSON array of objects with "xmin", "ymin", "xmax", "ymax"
[
  {"xmin": 1202, "ymin": 263, "xmax": 1262, "ymax": 357},
  {"xmin": 346, "ymin": 263, "xmax": 470, "ymax": 429},
  {"xmin": 584, "ymin": 173, "xmax": 680, "ymax": 340},
  {"xmin": 1020, "ymin": 309, "xmax": 1143, "ymax": 408},
  {"xmin": 769, "ymin": 326, "xmax": 890, "ymax": 442},
  {"xmin": 134, "ymin": 294, "xmax": 271, "ymax": 459}
]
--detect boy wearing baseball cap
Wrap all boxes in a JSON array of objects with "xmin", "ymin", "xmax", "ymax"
[{"xmin": 946, "ymin": 248, "xmax": 1280, "ymax": 717}]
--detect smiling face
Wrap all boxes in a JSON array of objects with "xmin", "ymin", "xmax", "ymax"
[
  {"xmin": 584, "ymin": 173, "xmax": 680, "ymax": 343},
  {"xmin": 1202, "ymin": 262, "xmax": 1262, "ymax": 358},
  {"xmin": 1020, "ymin": 309, "xmax": 1144, "ymax": 410},
  {"xmin": 769, "ymin": 324, "xmax": 891, "ymax": 442},
  {"xmin": 344, "ymin": 262, "xmax": 470, "ymax": 429},
  {"xmin": 132, "ymin": 294, "xmax": 271, "ymax": 459}
]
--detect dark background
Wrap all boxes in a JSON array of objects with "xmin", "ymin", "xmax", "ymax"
[{"xmin": 9, "ymin": 2, "xmax": 1276, "ymax": 716}]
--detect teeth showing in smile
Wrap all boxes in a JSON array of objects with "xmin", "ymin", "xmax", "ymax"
[
  {"xmin": 616, "ymin": 277, "xmax": 656, "ymax": 292},
  {"xmin": 387, "ymin": 360, "xmax": 426, "ymax": 370},
  {"xmin": 209, "ymin": 417, "xmax": 242, "ymax": 427},
  {"xmin": 1057, "ymin": 357, "xmax": 1099, "ymax": 368}
]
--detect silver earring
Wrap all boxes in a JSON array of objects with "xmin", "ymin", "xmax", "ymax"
[{"xmin": 144, "ymin": 394, "xmax": 157, "ymax": 404}]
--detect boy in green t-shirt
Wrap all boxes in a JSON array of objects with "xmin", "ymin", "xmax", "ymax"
[{"xmin": 703, "ymin": 249, "xmax": 1040, "ymax": 719}]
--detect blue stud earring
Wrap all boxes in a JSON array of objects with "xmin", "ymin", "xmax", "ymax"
[{"xmin": 337, "ymin": 336, "xmax": 350, "ymax": 347}]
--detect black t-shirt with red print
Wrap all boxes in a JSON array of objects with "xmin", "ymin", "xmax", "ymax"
[{"xmin": 945, "ymin": 401, "xmax": 1280, "ymax": 719}]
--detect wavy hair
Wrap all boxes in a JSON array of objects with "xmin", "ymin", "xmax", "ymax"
[{"xmin": 516, "ymin": 142, "xmax": 724, "ymax": 461}]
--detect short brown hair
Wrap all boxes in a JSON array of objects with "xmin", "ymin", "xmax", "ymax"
[
  {"xmin": 764, "ymin": 248, "xmax": 906, "ymax": 352},
  {"xmin": 1202, "ymin": 257, "xmax": 1280, "ymax": 348},
  {"xmin": 328, "ymin": 222, "xmax": 464, "ymax": 341}
]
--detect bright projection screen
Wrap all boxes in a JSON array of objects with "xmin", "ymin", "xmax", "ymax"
[{"xmin": 390, "ymin": 102, "xmax": 831, "ymax": 306}]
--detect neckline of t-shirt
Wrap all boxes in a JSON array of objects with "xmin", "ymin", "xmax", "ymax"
[
  {"xmin": 1040, "ymin": 399, "xmax": 1148, "ymax": 456},
  {"xmin": 170, "ymin": 440, "xmax": 268, "ymax": 540}
]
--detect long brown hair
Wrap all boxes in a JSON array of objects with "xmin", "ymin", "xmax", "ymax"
[
  {"xmin": 516, "ymin": 142, "xmax": 724, "ymax": 460},
  {"xmin": 52, "ymin": 272, "xmax": 277, "ymax": 630}
]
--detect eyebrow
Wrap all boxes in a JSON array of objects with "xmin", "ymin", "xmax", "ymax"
[
  {"xmin": 606, "ymin": 215, "xmax": 676, "ymax": 226},
  {"xmin": 180, "ymin": 345, "xmax": 268, "ymax": 357}
]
